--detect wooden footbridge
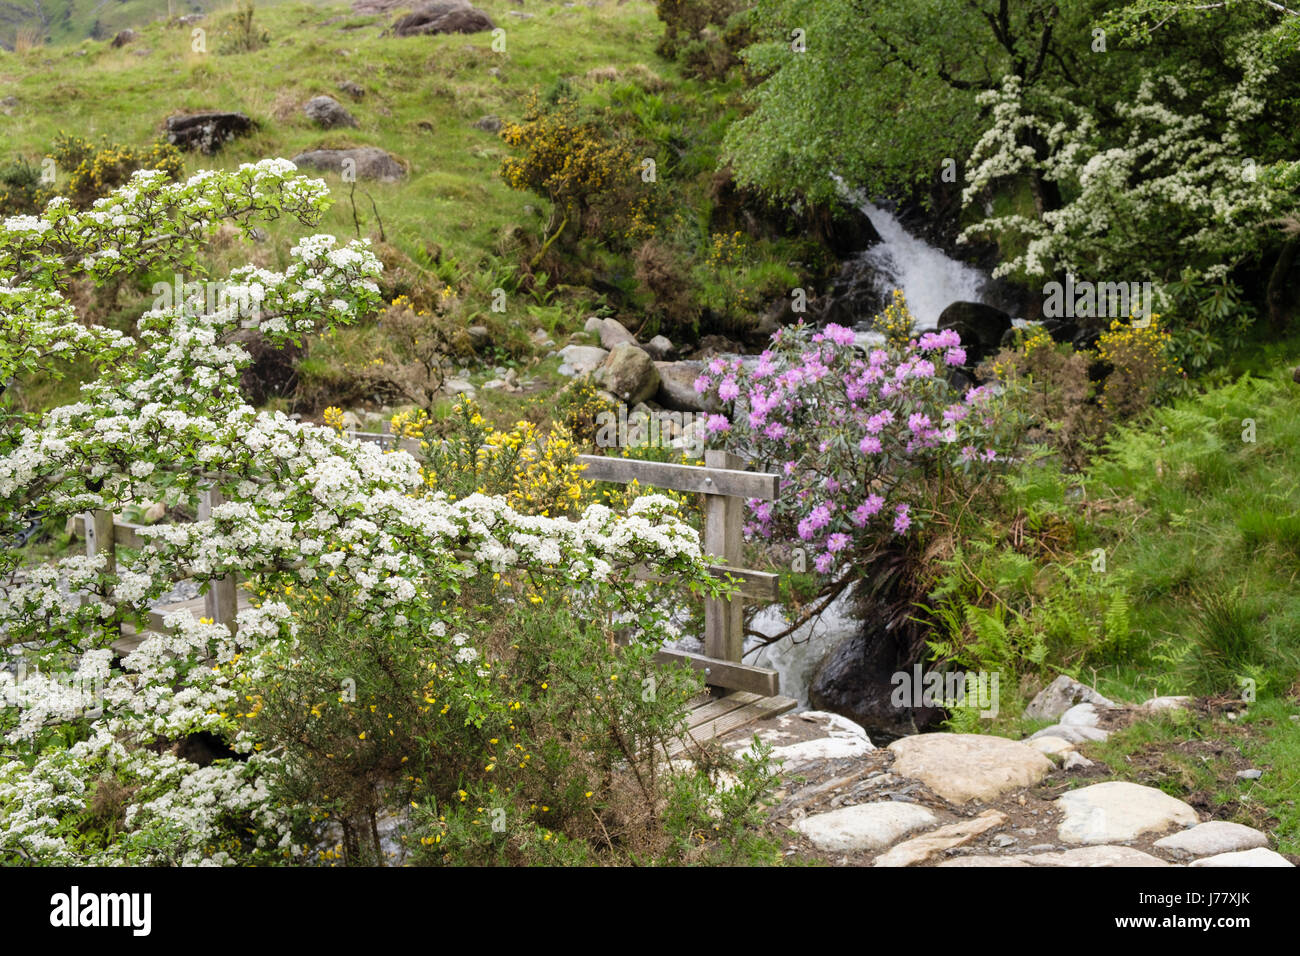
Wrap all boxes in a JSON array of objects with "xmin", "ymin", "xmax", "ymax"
[{"xmin": 71, "ymin": 444, "xmax": 797, "ymax": 754}]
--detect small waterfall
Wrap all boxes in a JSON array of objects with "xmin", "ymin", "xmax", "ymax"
[{"xmin": 855, "ymin": 201, "xmax": 993, "ymax": 329}]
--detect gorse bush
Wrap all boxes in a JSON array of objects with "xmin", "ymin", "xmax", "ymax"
[
  {"xmin": 48, "ymin": 132, "xmax": 184, "ymax": 209},
  {"xmin": 500, "ymin": 92, "xmax": 651, "ymax": 251}
]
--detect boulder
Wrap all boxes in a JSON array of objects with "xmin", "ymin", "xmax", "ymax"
[
  {"xmin": 792, "ymin": 802, "xmax": 937, "ymax": 854},
  {"xmin": 1153, "ymin": 821, "xmax": 1269, "ymax": 859},
  {"xmin": 888, "ymin": 733, "xmax": 1054, "ymax": 805},
  {"xmin": 1055, "ymin": 781, "xmax": 1198, "ymax": 845},
  {"xmin": 937, "ymin": 301, "xmax": 1013, "ymax": 365},
  {"xmin": 391, "ymin": 0, "xmax": 494, "ymax": 36},
  {"xmin": 808, "ymin": 625, "xmax": 946, "ymax": 742},
  {"xmin": 597, "ymin": 318, "xmax": 637, "ymax": 350},
  {"xmin": 556, "ymin": 344, "xmax": 608, "ymax": 375},
  {"xmin": 655, "ymin": 362, "xmax": 717, "ymax": 414},
  {"xmin": 164, "ymin": 111, "xmax": 256, "ymax": 155},
  {"xmin": 583, "ymin": 316, "xmax": 604, "ymax": 334},
  {"xmin": 466, "ymin": 326, "xmax": 489, "ymax": 348},
  {"xmin": 600, "ymin": 344, "xmax": 659, "ymax": 405},
  {"xmin": 1024, "ymin": 675, "xmax": 1116, "ymax": 721},
  {"xmin": 304, "ymin": 95, "xmax": 359, "ymax": 129},
  {"xmin": 110, "ymin": 29, "xmax": 137, "ymax": 47},
  {"xmin": 472, "ymin": 114, "xmax": 502, "ymax": 133},
  {"xmin": 290, "ymin": 147, "xmax": 406, "ymax": 182},
  {"xmin": 643, "ymin": 335, "xmax": 674, "ymax": 360},
  {"xmin": 338, "ymin": 80, "xmax": 365, "ymax": 100}
]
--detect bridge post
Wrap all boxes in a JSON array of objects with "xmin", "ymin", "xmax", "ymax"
[
  {"xmin": 84, "ymin": 509, "xmax": 120, "ymax": 639},
  {"xmin": 199, "ymin": 486, "xmax": 239, "ymax": 636},
  {"xmin": 703, "ymin": 449, "xmax": 744, "ymax": 663}
]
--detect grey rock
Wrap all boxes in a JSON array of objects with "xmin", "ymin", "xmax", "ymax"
[
  {"xmin": 888, "ymin": 733, "xmax": 1053, "ymax": 806},
  {"xmin": 1189, "ymin": 847, "xmax": 1293, "ymax": 867},
  {"xmin": 338, "ymin": 80, "xmax": 366, "ymax": 99},
  {"xmin": 472, "ymin": 114, "xmax": 502, "ymax": 133},
  {"xmin": 1236, "ymin": 769, "xmax": 1263, "ymax": 780},
  {"xmin": 654, "ymin": 361, "xmax": 719, "ymax": 413},
  {"xmin": 1154, "ymin": 822, "xmax": 1269, "ymax": 858},
  {"xmin": 165, "ymin": 111, "xmax": 255, "ymax": 155},
  {"xmin": 1029, "ymin": 723, "xmax": 1110, "ymax": 744},
  {"xmin": 391, "ymin": 0, "xmax": 494, "ymax": 36},
  {"xmin": 1060, "ymin": 702, "xmax": 1103, "ymax": 727},
  {"xmin": 110, "ymin": 29, "xmax": 137, "ymax": 47},
  {"xmin": 792, "ymin": 801, "xmax": 936, "ymax": 853},
  {"xmin": 583, "ymin": 316, "xmax": 604, "ymax": 334},
  {"xmin": 1056, "ymin": 781, "xmax": 1198, "ymax": 845},
  {"xmin": 601, "ymin": 344, "xmax": 659, "ymax": 405},
  {"xmin": 290, "ymin": 147, "xmax": 406, "ymax": 182},
  {"xmin": 466, "ymin": 325, "xmax": 489, "ymax": 347},
  {"xmin": 644, "ymin": 335, "xmax": 674, "ymax": 360},
  {"xmin": 556, "ymin": 345, "xmax": 608, "ymax": 375},
  {"xmin": 1025, "ymin": 675, "xmax": 1116, "ymax": 721},
  {"xmin": 598, "ymin": 318, "xmax": 637, "ymax": 350},
  {"xmin": 304, "ymin": 95, "xmax": 359, "ymax": 129},
  {"xmin": 1061, "ymin": 751, "xmax": 1094, "ymax": 771}
]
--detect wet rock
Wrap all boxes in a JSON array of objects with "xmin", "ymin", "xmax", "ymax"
[
  {"xmin": 792, "ymin": 801, "xmax": 936, "ymax": 853},
  {"xmin": 888, "ymin": 733, "xmax": 1053, "ymax": 805},
  {"xmin": 1154, "ymin": 821, "xmax": 1269, "ymax": 859},
  {"xmin": 290, "ymin": 147, "xmax": 406, "ymax": 182},
  {"xmin": 937, "ymin": 301, "xmax": 1012, "ymax": 365},
  {"xmin": 304, "ymin": 95, "xmax": 358, "ymax": 129},
  {"xmin": 1056, "ymin": 781, "xmax": 1198, "ymax": 845},
  {"xmin": 164, "ymin": 111, "xmax": 255, "ymax": 155},
  {"xmin": 732, "ymin": 711, "xmax": 874, "ymax": 769},
  {"xmin": 808, "ymin": 624, "xmax": 945, "ymax": 741}
]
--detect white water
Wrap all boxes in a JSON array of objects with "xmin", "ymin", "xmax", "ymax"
[{"xmin": 855, "ymin": 201, "xmax": 993, "ymax": 330}]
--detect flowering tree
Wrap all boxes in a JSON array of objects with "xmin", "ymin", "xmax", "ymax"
[
  {"xmin": 694, "ymin": 320, "xmax": 1010, "ymax": 637},
  {"xmin": 0, "ymin": 162, "xmax": 722, "ymax": 864},
  {"xmin": 959, "ymin": 60, "xmax": 1300, "ymax": 369}
]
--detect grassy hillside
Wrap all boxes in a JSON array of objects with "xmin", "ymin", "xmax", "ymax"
[{"xmin": 0, "ymin": 0, "xmax": 336, "ymax": 50}]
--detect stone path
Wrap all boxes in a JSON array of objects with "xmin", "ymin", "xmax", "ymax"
[{"xmin": 716, "ymin": 680, "xmax": 1297, "ymax": 867}]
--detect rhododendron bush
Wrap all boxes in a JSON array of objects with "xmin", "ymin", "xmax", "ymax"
[
  {"xmin": 0, "ymin": 163, "xmax": 736, "ymax": 865},
  {"xmin": 695, "ymin": 320, "xmax": 1014, "ymax": 621}
]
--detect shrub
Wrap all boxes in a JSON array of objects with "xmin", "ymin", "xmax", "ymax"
[
  {"xmin": 500, "ymin": 93, "xmax": 649, "ymax": 250},
  {"xmin": 49, "ymin": 132, "xmax": 184, "ymax": 209},
  {"xmin": 0, "ymin": 159, "xmax": 53, "ymax": 217},
  {"xmin": 695, "ymin": 319, "xmax": 1013, "ymax": 627}
]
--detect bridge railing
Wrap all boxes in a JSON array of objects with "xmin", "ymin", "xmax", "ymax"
[{"xmin": 75, "ymin": 440, "xmax": 786, "ymax": 695}]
